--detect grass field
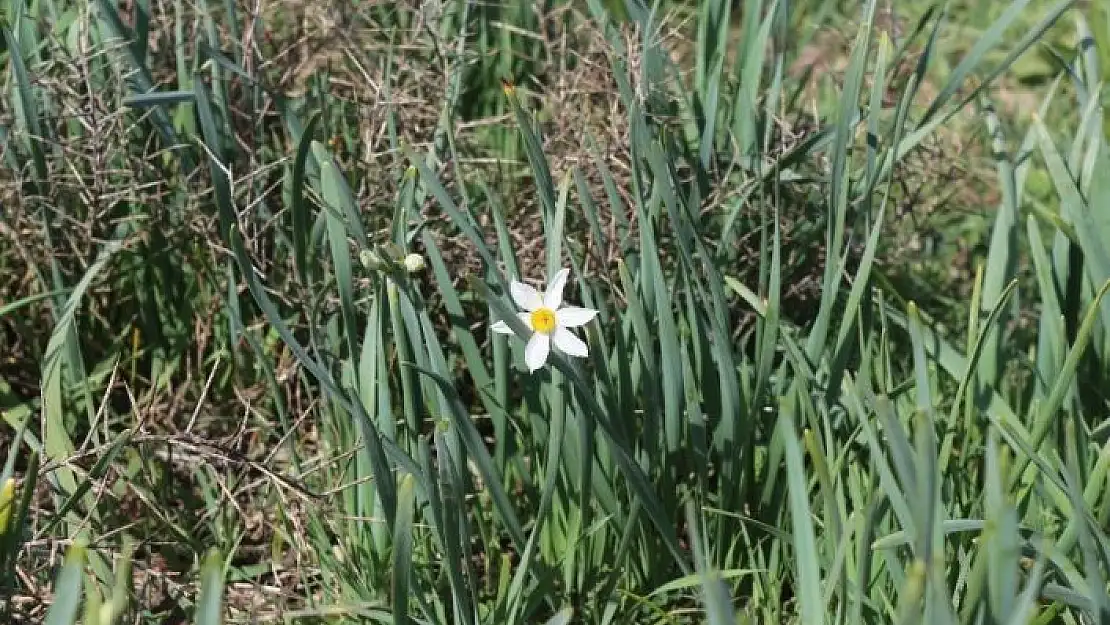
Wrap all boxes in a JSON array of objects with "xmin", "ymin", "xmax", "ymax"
[{"xmin": 3, "ymin": 0, "xmax": 1110, "ymax": 623}]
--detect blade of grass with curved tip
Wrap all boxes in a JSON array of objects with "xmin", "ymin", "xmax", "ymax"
[
  {"xmin": 198, "ymin": 0, "xmax": 229, "ymax": 153},
  {"xmin": 907, "ymin": 303, "xmax": 934, "ymax": 416},
  {"xmin": 503, "ymin": 82, "xmax": 557, "ymax": 217},
  {"xmin": 547, "ymin": 170, "xmax": 571, "ymax": 278},
  {"xmin": 171, "ymin": 0, "xmax": 196, "ymax": 139},
  {"xmin": 850, "ymin": 493, "xmax": 883, "ymax": 624},
  {"xmin": 871, "ymin": 518, "xmax": 989, "ymax": 551},
  {"xmin": 874, "ymin": 393, "xmax": 917, "ymax": 522},
  {"xmin": 907, "ymin": 310, "xmax": 952, "ymax": 625},
  {"xmin": 195, "ymin": 549, "xmax": 226, "ymax": 625},
  {"xmin": 315, "ymin": 144, "xmax": 369, "ymax": 250},
  {"xmin": 698, "ymin": 51, "xmax": 726, "ymax": 173}
]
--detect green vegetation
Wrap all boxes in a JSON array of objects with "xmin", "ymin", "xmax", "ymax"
[{"xmin": 2, "ymin": 0, "xmax": 1110, "ymax": 622}]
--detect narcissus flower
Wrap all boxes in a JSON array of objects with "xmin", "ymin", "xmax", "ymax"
[{"xmin": 491, "ymin": 268, "xmax": 598, "ymax": 373}]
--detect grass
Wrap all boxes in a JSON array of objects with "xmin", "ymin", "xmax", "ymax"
[{"xmin": 2, "ymin": 0, "xmax": 1110, "ymax": 623}]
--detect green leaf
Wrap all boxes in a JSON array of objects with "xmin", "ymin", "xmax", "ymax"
[
  {"xmin": 195, "ymin": 549, "xmax": 226, "ymax": 625},
  {"xmin": 43, "ymin": 541, "xmax": 86, "ymax": 625}
]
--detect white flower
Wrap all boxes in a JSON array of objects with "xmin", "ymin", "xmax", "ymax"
[{"xmin": 490, "ymin": 268, "xmax": 599, "ymax": 373}]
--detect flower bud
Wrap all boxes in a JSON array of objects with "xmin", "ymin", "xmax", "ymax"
[
  {"xmin": 360, "ymin": 250, "xmax": 385, "ymax": 271},
  {"xmin": 402, "ymin": 253, "xmax": 425, "ymax": 274}
]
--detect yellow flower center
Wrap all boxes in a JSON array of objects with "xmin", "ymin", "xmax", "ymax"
[{"xmin": 530, "ymin": 307, "xmax": 557, "ymax": 335}]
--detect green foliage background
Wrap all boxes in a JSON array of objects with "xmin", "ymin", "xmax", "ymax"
[{"xmin": 2, "ymin": 0, "xmax": 1110, "ymax": 623}]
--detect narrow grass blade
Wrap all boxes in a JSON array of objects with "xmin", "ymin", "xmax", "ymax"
[
  {"xmin": 780, "ymin": 397, "xmax": 825, "ymax": 625},
  {"xmin": 195, "ymin": 549, "xmax": 226, "ymax": 625},
  {"xmin": 43, "ymin": 541, "xmax": 85, "ymax": 625},
  {"xmin": 289, "ymin": 112, "xmax": 322, "ymax": 283},
  {"xmin": 392, "ymin": 473, "xmax": 416, "ymax": 625},
  {"xmin": 3, "ymin": 24, "xmax": 47, "ymax": 185}
]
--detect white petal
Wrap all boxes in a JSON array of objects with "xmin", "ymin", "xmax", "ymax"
[
  {"xmin": 524, "ymin": 333, "xmax": 551, "ymax": 373},
  {"xmin": 556, "ymin": 306, "xmax": 598, "ymax": 328},
  {"xmin": 510, "ymin": 280, "xmax": 543, "ymax": 311},
  {"xmin": 552, "ymin": 327, "xmax": 588, "ymax": 358},
  {"xmin": 543, "ymin": 268, "xmax": 571, "ymax": 309},
  {"xmin": 517, "ymin": 311, "xmax": 534, "ymax": 329},
  {"xmin": 492, "ymin": 312, "xmax": 536, "ymax": 336}
]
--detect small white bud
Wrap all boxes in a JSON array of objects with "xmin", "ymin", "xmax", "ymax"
[{"xmin": 402, "ymin": 253, "xmax": 425, "ymax": 273}]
